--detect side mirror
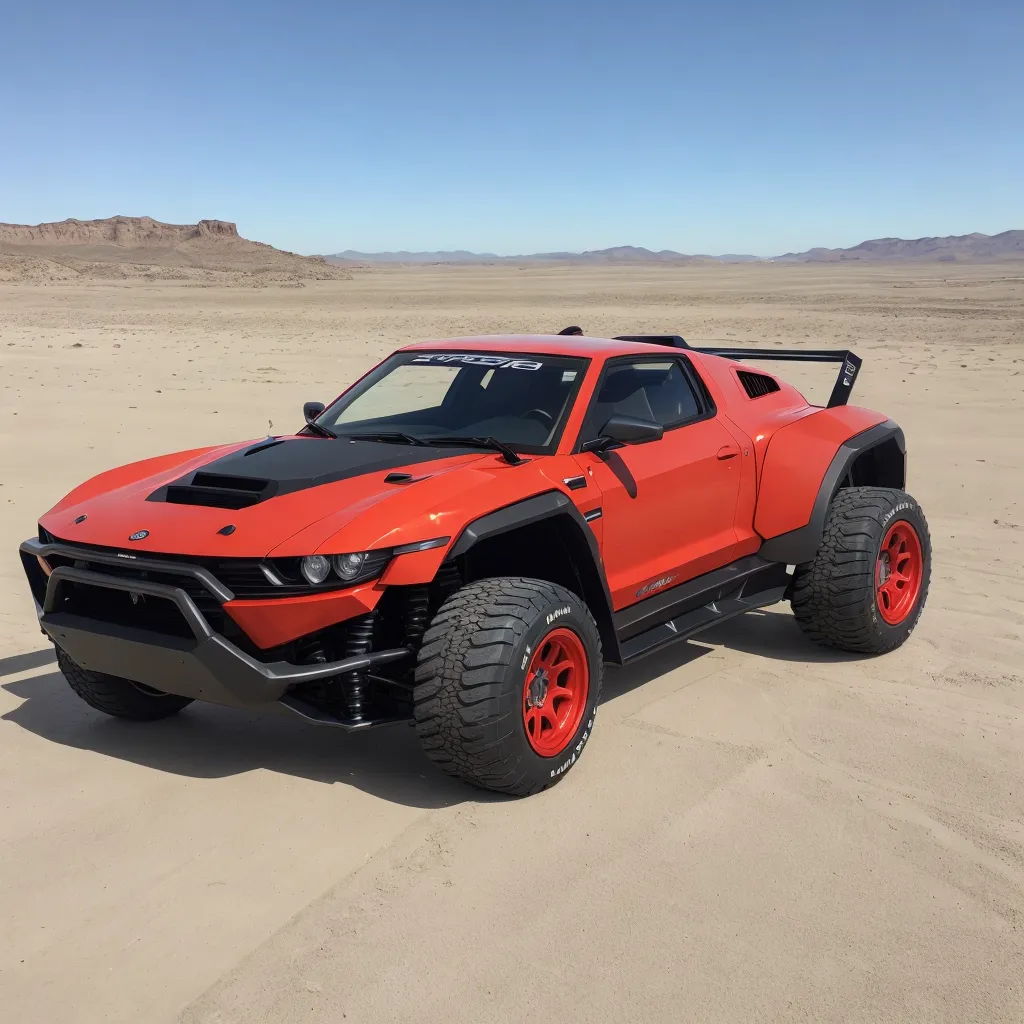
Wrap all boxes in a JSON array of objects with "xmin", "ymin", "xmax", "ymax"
[
  {"xmin": 600, "ymin": 414, "xmax": 664, "ymax": 445},
  {"xmin": 303, "ymin": 401, "xmax": 326, "ymax": 423}
]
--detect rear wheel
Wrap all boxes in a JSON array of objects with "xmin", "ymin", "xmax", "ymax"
[
  {"xmin": 791, "ymin": 486, "xmax": 931, "ymax": 654},
  {"xmin": 55, "ymin": 646, "xmax": 193, "ymax": 720},
  {"xmin": 413, "ymin": 577, "xmax": 602, "ymax": 796}
]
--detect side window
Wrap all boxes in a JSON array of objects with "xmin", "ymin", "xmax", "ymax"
[
  {"xmin": 581, "ymin": 359, "xmax": 704, "ymax": 441},
  {"xmin": 641, "ymin": 361, "xmax": 701, "ymax": 427}
]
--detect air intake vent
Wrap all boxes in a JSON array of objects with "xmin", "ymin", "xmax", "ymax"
[
  {"xmin": 736, "ymin": 370, "xmax": 781, "ymax": 399},
  {"xmin": 162, "ymin": 472, "xmax": 272, "ymax": 510}
]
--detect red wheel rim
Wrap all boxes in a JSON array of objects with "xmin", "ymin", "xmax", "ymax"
[
  {"xmin": 876, "ymin": 520, "xmax": 924, "ymax": 625},
  {"xmin": 522, "ymin": 628, "xmax": 590, "ymax": 757}
]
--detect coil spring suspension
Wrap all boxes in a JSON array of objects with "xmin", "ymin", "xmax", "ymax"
[
  {"xmin": 434, "ymin": 561, "xmax": 463, "ymax": 603},
  {"xmin": 342, "ymin": 611, "xmax": 376, "ymax": 721},
  {"xmin": 404, "ymin": 586, "xmax": 430, "ymax": 652}
]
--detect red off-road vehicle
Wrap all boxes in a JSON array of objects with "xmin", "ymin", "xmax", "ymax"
[{"xmin": 20, "ymin": 331, "xmax": 930, "ymax": 794}]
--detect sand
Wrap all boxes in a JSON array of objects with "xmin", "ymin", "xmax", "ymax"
[{"xmin": 0, "ymin": 263, "xmax": 1022, "ymax": 1023}]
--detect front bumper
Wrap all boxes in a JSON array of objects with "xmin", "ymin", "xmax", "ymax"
[{"xmin": 20, "ymin": 538, "xmax": 408, "ymax": 720}]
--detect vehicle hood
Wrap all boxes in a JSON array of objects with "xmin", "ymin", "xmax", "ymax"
[{"xmin": 39, "ymin": 437, "xmax": 498, "ymax": 558}]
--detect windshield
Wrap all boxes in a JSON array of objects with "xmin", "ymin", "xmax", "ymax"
[{"xmin": 316, "ymin": 351, "xmax": 589, "ymax": 454}]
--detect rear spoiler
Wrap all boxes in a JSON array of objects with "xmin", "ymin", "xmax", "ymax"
[{"xmin": 613, "ymin": 334, "xmax": 862, "ymax": 408}]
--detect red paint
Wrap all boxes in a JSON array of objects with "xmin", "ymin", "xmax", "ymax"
[
  {"xmin": 34, "ymin": 332, "xmax": 901, "ymax": 652},
  {"xmin": 577, "ymin": 414, "xmax": 746, "ymax": 610},
  {"xmin": 754, "ymin": 405, "xmax": 887, "ymax": 540},
  {"xmin": 225, "ymin": 584, "xmax": 381, "ymax": 649},
  {"xmin": 876, "ymin": 520, "xmax": 923, "ymax": 625},
  {"xmin": 522, "ymin": 627, "xmax": 590, "ymax": 757}
]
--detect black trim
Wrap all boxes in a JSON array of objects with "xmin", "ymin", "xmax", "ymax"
[
  {"xmin": 592, "ymin": 449, "xmax": 637, "ymax": 499},
  {"xmin": 36, "ymin": 569, "xmax": 409, "ymax": 704},
  {"xmin": 583, "ymin": 508, "xmax": 602, "ymax": 522},
  {"xmin": 34, "ymin": 563, "xmax": 410, "ymax": 716},
  {"xmin": 613, "ymin": 337, "xmax": 863, "ymax": 408},
  {"xmin": 150, "ymin": 438, "xmax": 465, "ymax": 508},
  {"xmin": 25, "ymin": 537, "xmax": 235, "ymax": 602},
  {"xmin": 736, "ymin": 370, "xmax": 781, "ymax": 399},
  {"xmin": 449, "ymin": 491, "xmax": 573, "ymax": 558},
  {"xmin": 23, "ymin": 535, "xmax": 405, "ymax": 607},
  {"xmin": 614, "ymin": 555, "xmax": 788, "ymax": 642},
  {"xmin": 614, "ymin": 334, "xmax": 688, "ymax": 348},
  {"xmin": 563, "ymin": 475, "xmax": 587, "ymax": 491},
  {"xmin": 392, "ymin": 537, "xmax": 450, "ymax": 554},
  {"xmin": 698, "ymin": 346, "xmax": 860, "ymax": 408},
  {"xmin": 758, "ymin": 420, "xmax": 906, "ymax": 564},
  {"xmin": 619, "ymin": 580, "xmax": 789, "ymax": 662},
  {"xmin": 447, "ymin": 490, "xmax": 620, "ymax": 661}
]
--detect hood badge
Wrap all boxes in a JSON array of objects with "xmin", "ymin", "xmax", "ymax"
[{"xmin": 128, "ymin": 530, "xmax": 150, "ymax": 542}]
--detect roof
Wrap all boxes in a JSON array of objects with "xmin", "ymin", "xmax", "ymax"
[{"xmin": 399, "ymin": 334, "xmax": 679, "ymax": 359}]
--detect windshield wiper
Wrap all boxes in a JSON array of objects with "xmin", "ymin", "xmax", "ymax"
[
  {"xmin": 425, "ymin": 435, "xmax": 525, "ymax": 465},
  {"xmin": 343, "ymin": 431, "xmax": 429, "ymax": 447},
  {"xmin": 303, "ymin": 420, "xmax": 337, "ymax": 439}
]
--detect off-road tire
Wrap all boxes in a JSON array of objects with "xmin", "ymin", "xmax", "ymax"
[
  {"xmin": 55, "ymin": 646, "xmax": 193, "ymax": 720},
  {"xmin": 791, "ymin": 486, "xmax": 931, "ymax": 654},
  {"xmin": 414, "ymin": 577, "xmax": 602, "ymax": 796}
]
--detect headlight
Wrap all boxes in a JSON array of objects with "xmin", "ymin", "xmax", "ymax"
[
  {"xmin": 332, "ymin": 552, "xmax": 368, "ymax": 580},
  {"xmin": 286, "ymin": 549, "xmax": 392, "ymax": 588},
  {"xmin": 301, "ymin": 554, "xmax": 332, "ymax": 584},
  {"xmin": 275, "ymin": 540, "xmax": 447, "ymax": 592}
]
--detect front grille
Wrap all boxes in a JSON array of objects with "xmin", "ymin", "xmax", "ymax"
[
  {"xmin": 31, "ymin": 537, "xmax": 383, "ymax": 666},
  {"xmin": 37, "ymin": 538, "xmax": 359, "ymax": 602},
  {"xmin": 56, "ymin": 579, "xmax": 195, "ymax": 639},
  {"xmin": 44, "ymin": 551, "xmax": 228, "ymax": 633}
]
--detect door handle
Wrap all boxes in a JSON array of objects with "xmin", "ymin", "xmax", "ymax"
[{"xmin": 717, "ymin": 445, "xmax": 740, "ymax": 460}]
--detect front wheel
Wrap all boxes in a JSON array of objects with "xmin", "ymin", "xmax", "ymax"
[
  {"xmin": 413, "ymin": 577, "xmax": 602, "ymax": 796},
  {"xmin": 56, "ymin": 646, "xmax": 193, "ymax": 720},
  {"xmin": 791, "ymin": 486, "xmax": 931, "ymax": 654}
]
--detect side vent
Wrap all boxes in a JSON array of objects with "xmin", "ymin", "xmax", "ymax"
[
  {"xmin": 736, "ymin": 370, "xmax": 781, "ymax": 399},
  {"xmin": 162, "ymin": 472, "xmax": 273, "ymax": 510}
]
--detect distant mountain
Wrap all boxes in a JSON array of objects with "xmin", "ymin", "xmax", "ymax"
[
  {"xmin": 327, "ymin": 249, "xmax": 501, "ymax": 264},
  {"xmin": 324, "ymin": 246, "xmax": 759, "ymax": 265},
  {"xmin": 775, "ymin": 230, "xmax": 1024, "ymax": 263},
  {"xmin": 326, "ymin": 231, "xmax": 1024, "ymax": 265},
  {"xmin": 0, "ymin": 216, "xmax": 348, "ymax": 281}
]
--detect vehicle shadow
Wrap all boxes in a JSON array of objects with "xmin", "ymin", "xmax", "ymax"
[
  {"xmin": 0, "ymin": 646, "xmax": 56, "ymax": 677},
  {"xmin": 697, "ymin": 607, "xmax": 863, "ymax": 664},
  {"xmin": 0, "ymin": 610, "xmax": 854, "ymax": 807},
  {"xmin": 2, "ymin": 666, "xmax": 476, "ymax": 810}
]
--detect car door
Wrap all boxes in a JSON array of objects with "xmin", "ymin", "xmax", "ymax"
[{"xmin": 573, "ymin": 355, "xmax": 744, "ymax": 611}]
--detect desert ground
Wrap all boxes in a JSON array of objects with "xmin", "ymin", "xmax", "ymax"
[{"xmin": 1, "ymin": 262, "xmax": 1022, "ymax": 1023}]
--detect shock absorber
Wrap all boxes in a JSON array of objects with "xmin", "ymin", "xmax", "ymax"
[
  {"xmin": 404, "ymin": 586, "xmax": 430, "ymax": 652},
  {"xmin": 342, "ymin": 611, "xmax": 376, "ymax": 721},
  {"xmin": 433, "ymin": 561, "xmax": 462, "ymax": 604}
]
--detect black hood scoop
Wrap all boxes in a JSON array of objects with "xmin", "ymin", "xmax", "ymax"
[{"xmin": 149, "ymin": 437, "xmax": 462, "ymax": 509}]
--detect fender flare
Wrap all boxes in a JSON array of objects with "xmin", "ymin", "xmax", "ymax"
[
  {"xmin": 758, "ymin": 420, "xmax": 906, "ymax": 565},
  {"xmin": 448, "ymin": 490, "xmax": 620, "ymax": 662}
]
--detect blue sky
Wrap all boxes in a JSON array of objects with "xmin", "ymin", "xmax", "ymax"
[{"xmin": 2, "ymin": 0, "xmax": 1021, "ymax": 256}]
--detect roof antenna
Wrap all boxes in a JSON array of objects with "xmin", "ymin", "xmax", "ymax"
[{"xmin": 557, "ymin": 326, "xmax": 583, "ymax": 336}]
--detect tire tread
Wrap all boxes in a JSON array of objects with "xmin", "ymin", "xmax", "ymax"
[
  {"xmin": 791, "ymin": 486, "xmax": 930, "ymax": 654},
  {"xmin": 413, "ymin": 577, "xmax": 601, "ymax": 796}
]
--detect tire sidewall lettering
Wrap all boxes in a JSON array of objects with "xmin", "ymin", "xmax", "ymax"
[
  {"xmin": 881, "ymin": 501, "xmax": 914, "ymax": 529},
  {"xmin": 518, "ymin": 593, "xmax": 599, "ymax": 777}
]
